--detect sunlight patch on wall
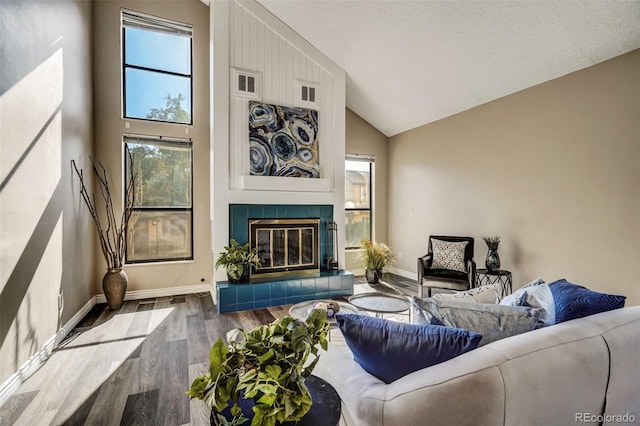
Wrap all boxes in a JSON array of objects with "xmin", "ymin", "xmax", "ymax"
[
  {"xmin": 1, "ymin": 216, "xmax": 62, "ymax": 374},
  {"xmin": 0, "ymin": 49, "xmax": 63, "ymax": 293}
]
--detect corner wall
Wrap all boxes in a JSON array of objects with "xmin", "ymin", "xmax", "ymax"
[
  {"xmin": 388, "ymin": 50, "xmax": 640, "ymax": 305},
  {"xmin": 344, "ymin": 108, "xmax": 389, "ymax": 271},
  {"xmin": 0, "ymin": 0, "xmax": 94, "ymax": 384},
  {"xmin": 92, "ymin": 0, "xmax": 212, "ymax": 293}
]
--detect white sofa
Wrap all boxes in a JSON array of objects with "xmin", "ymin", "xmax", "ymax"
[{"xmin": 313, "ymin": 306, "xmax": 640, "ymax": 426}]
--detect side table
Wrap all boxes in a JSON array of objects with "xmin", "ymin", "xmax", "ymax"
[{"xmin": 476, "ymin": 269, "xmax": 512, "ymax": 298}]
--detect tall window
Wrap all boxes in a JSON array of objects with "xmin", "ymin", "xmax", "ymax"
[
  {"xmin": 125, "ymin": 136, "xmax": 193, "ymax": 263},
  {"xmin": 122, "ymin": 9, "xmax": 193, "ymax": 124},
  {"xmin": 345, "ymin": 156, "xmax": 373, "ymax": 249}
]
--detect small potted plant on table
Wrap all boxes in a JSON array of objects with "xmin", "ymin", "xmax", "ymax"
[
  {"xmin": 483, "ymin": 235, "xmax": 501, "ymax": 272},
  {"xmin": 215, "ymin": 239, "xmax": 261, "ymax": 284}
]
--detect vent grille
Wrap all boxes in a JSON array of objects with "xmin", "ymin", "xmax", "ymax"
[
  {"xmin": 232, "ymin": 68, "xmax": 261, "ymax": 100},
  {"xmin": 295, "ymin": 81, "xmax": 319, "ymax": 108}
]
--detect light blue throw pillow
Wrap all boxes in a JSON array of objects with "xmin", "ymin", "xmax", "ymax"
[
  {"xmin": 413, "ymin": 297, "xmax": 542, "ymax": 346},
  {"xmin": 336, "ymin": 313, "xmax": 481, "ymax": 384},
  {"xmin": 520, "ymin": 283, "xmax": 556, "ymax": 326},
  {"xmin": 499, "ymin": 277, "xmax": 545, "ymax": 307}
]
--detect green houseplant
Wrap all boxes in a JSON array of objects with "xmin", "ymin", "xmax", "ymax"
[
  {"xmin": 187, "ymin": 309, "xmax": 330, "ymax": 426},
  {"xmin": 358, "ymin": 239, "xmax": 395, "ymax": 284},
  {"xmin": 216, "ymin": 239, "xmax": 262, "ymax": 283}
]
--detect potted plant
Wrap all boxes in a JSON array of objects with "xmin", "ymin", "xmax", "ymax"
[
  {"xmin": 358, "ymin": 239, "xmax": 395, "ymax": 284},
  {"xmin": 216, "ymin": 239, "xmax": 262, "ymax": 284},
  {"xmin": 71, "ymin": 150, "xmax": 136, "ymax": 310},
  {"xmin": 483, "ymin": 235, "xmax": 501, "ymax": 272},
  {"xmin": 187, "ymin": 309, "xmax": 330, "ymax": 426}
]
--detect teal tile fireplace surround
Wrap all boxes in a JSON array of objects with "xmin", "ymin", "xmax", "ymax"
[
  {"xmin": 217, "ymin": 204, "xmax": 354, "ymax": 313},
  {"xmin": 217, "ymin": 270, "xmax": 354, "ymax": 313},
  {"xmin": 229, "ymin": 204, "xmax": 334, "ymax": 263}
]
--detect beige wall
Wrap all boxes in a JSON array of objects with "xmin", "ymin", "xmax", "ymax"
[
  {"xmin": 93, "ymin": 1, "xmax": 212, "ymax": 292},
  {"xmin": 345, "ymin": 108, "xmax": 389, "ymax": 271},
  {"xmin": 388, "ymin": 50, "xmax": 640, "ymax": 305},
  {"xmin": 1, "ymin": 0, "xmax": 94, "ymax": 384}
]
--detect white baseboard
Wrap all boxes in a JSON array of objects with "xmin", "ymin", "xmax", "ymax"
[
  {"xmin": 0, "ymin": 296, "xmax": 96, "ymax": 407},
  {"xmin": 389, "ymin": 267, "xmax": 417, "ymax": 281},
  {"xmin": 95, "ymin": 283, "xmax": 213, "ymax": 303}
]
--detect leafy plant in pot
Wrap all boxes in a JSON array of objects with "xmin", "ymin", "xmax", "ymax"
[
  {"xmin": 72, "ymin": 150, "xmax": 136, "ymax": 310},
  {"xmin": 215, "ymin": 239, "xmax": 262, "ymax": 284},
  {"xmin": 187, "ymin": 309, "xmax": 330, "ymax": 426},
  {"xmin": 358, "ymin": 239, "xmax": 394, "ymax": 284}
]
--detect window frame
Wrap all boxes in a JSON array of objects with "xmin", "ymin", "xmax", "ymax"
[
  {"xmin": 121, "ymin": 9, "xmax": 194, "ymax": 125},
  {"xmin": 345, "ymin": 155, "xmax": 374, "ymax": 250},
  {"xmin": 124, "ymin": 135, "xmax": 194, "ymax": 264}
]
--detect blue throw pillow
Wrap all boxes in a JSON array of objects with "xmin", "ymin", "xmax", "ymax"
[
  {"xmin": 335, "ymin": 313, "xmax": 482, "ymax": 383},
  {"xmin": 549, "ymin": 279, "xmax": 626, "ymax": 323}
]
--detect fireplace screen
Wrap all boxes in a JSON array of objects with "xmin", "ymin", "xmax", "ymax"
[{"xmin": 249, "ymin": 218, "xmax": 320, "ymax": 278}]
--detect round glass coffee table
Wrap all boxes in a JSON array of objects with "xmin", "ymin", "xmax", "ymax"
[{"xmin": 348, "ymin": 292, "xmax": 411, "ymax": 318}]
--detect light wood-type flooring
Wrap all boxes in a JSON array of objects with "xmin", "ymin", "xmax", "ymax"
[{"xmin": 0, "ymin": 275, "xmax": 415, "ymax": 426}]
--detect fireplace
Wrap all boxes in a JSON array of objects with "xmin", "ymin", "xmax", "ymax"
[{"xmin": 249, "ymin": 218, "xmax": 320, "ymax": 279}]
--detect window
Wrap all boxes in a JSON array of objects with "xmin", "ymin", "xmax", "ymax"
[
  {"xmin": 125, "ymin": 135, "xmax": 193, "ymax": 263},
  {"xmin": 122, "ymin": 9, "xmax": 193, "ymax": 124},
  {"xmin": 345, "ymin": 157, "xmax": 373, "ymax": 249}
]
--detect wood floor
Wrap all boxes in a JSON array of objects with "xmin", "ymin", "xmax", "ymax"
[{"xmin": 0, "ymin": 275, "xmax": 415, "ymax": 426}]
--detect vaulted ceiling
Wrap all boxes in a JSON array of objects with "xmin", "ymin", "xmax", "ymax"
[{"xmin": 258, "ymin": 0, "xmax": 640, "ymax": 136}]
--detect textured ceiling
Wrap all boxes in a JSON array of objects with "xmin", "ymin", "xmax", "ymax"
[{"xmin": 258, "ymin": 0, "xmax": 640, "ymax": 136}]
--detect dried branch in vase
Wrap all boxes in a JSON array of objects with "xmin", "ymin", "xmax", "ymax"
[{"xmin": 72, "ymin": 149, "xmax": 136, "ymax": 270}]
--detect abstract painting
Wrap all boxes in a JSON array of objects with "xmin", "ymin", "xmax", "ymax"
[{"xmin": 248, "ymin": 101, "xmax": 319, "ymax": 178}]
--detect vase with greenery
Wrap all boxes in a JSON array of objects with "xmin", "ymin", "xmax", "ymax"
[
  {"xmin": 72, "ymin": 150, "xmax": 135, "ymax": 310},
  {"xmin": 216, "ymin": 239, "xmax": 262, "ymax": 284},
  {"xmin": 187, "ymin": 309, "xmax": 330, "ymax": 426},
  {"xmin": 483, "ymin": 235, "xmax": 501, "ymax": 272},
  {"xmin": 358, "ymin": 239, "xmax": 394, "ymax": 284}
]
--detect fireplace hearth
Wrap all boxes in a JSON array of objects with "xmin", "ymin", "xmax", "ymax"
[{"xmin": 218, "ymin": 204, "xmax": 354, "ymax": 313}]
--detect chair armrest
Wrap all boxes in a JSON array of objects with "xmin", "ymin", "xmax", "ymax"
[
  {"xmin": 417, "ymin": 254, "xmax": 432, "ymax": 284},
  {"xmin": 467, "ymin": 259, "xmax": 477, "ymax": 288},
  {"xmin": 417, "ymin": 254, "xmax": 432, "ymax": 270}
]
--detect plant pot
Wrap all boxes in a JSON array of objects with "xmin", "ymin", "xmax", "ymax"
[
  {"xmin": 210, "ymin": 376, "xmax": 339, "ymax": 426},
  {"xmin": 102, "ymin": 268, "xmax": 128, "ymax": 310},
  {"xmin": 485, "ymin": 249, "xmax": 501, "ymax": 272},
  {"xmin": 365, "ymin": 269, "xmax": 382, "ymax": 284},
  {"xmin": 227, "ymin": 264, "xmax": 250, "ymax": 284}
]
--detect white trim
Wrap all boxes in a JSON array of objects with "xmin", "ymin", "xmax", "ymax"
[
  {"xmin": 239, "ymin": 175, "xmax": 331, "ymax": 192},
  {"xmin": 0, "ymin": 296, "xmax": 96, "ymax": 407},
  {"xmin": 94, "ymin": 283, "xmax": 212, "ymax": 303},
  {"xmin": 390, "ymin": 267, "xmax": 417, "ymax": 281}
]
